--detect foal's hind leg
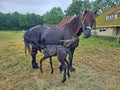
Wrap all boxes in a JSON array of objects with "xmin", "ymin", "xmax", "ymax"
[
  {"xmin": 61, "ymin": 64, "xmax": 67, "ymax": 83},
  {"xmin": 65, "ymin": 59, "xmax": 70, "ymax": 78},
  {"xmin": 49, "ymin": 57, "xmax": 54, "ymax": 74},
  {"xmin": 31, "ymin": 48, "xmax": 39, "ymax": 69},
  {"xmin": 59, "ymin": 61, "xmax": 67, "ymax": 83}
]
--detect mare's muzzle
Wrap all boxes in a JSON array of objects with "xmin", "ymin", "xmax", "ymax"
[{"xmin": 83, "ymin": 26, "xmax": 92, "ymax": 38}]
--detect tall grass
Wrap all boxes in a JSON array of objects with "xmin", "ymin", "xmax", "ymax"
[{"xmin": 0, "ymin": 31, "xmax": 120, "ymax": 90}]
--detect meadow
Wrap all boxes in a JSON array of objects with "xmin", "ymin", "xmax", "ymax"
[{"xmin": 0, "ymin": 31, "xmax": 120, "ymax": 90}]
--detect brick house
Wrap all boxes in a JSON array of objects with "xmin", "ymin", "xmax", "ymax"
[{"xmin": 93, "ymin": 6, "xmax": 120, "ymax": 36}]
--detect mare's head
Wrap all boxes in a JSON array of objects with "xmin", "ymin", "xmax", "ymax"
[{"xmin": 82, "ymin": 10, "xmax": 97, "ymax": 38}]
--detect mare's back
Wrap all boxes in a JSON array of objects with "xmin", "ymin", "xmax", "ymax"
[
  {"xmin": 41, "ymin": 26, "xmax": 71, "ymax": 45},
  {"xmin": 24, "ymin": 25, "xmax": 50, "ymax": 42}
]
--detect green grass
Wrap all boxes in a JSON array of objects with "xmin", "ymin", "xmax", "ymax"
[
  {"xmin": 0, "ymin": 31, "xmax": 23, "ymax": 41},
  {"xmin": 80, "ymin": 36, "xmax": 120, "ymax": 48},
  {"xmin": 0, "ymin": 31, "xmax": 120, "ymax": 90}
]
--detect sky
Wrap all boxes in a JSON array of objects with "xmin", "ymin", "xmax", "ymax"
[{"xmin": 0, "ymin": 0, "xmax": 72, "ymax": 15}]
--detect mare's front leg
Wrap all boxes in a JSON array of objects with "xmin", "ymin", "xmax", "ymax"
[
  {"xmin": 69, "ymin": 48, "xmax": 76, "ymax": 72},
  {"xmin": 49, "ymin": 57, "xmax": 54, "ymax": 74},
  {"xmin": 31, "ymin": 48, "xmax": 39, "ymax": 69}
]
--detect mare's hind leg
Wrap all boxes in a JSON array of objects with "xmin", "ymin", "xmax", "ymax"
[
  {"xmin": 40, "ymin": 56, "xmax": 48, "ymax": 73},
  {"xmin": 31, "ymin": 48, "xmax": 39, "ymax": 69},
  {"xmin": 49, "ymin": 57, "xmax": 54, "ymax": 74}
]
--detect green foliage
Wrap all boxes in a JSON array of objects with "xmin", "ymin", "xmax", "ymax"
[
  {"xmin": 65, "ymin": 0, "xmax": 91, "ymax": 16},
  {"xmin": 43, "ymin": 7, "xmax": 64, "ymax": 24},
  {"xmin": 0, "ymin": 0, "xmax": 120, "ymax": 30},
  {"xmin": 0, "ymin": 12, "xmax": 43, "ymax": 30}
]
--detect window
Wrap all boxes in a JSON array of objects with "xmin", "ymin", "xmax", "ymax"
[
  {"xmin": 99, "ymin": 29, "xmax": 102, "ymax": 32},
  {"xmin": 106, "ymin": 14, "xmax": 117, "ymax": 20},
  {"xmin": 103, "ymin": 29, "xmax": 106, "ymax": 31},
  {"xmin": 99, "ymin": 29, "xmax": 106, "ymax": 32}
]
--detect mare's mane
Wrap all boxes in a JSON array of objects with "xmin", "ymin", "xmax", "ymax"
[{"xmin": 63, "ymin": 14, "xmax": 83, "ymax": 36}]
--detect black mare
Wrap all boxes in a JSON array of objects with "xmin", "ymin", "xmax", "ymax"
[{"xmin": 24, "ymin": 10, "xmax": 96, "ymax": 71}]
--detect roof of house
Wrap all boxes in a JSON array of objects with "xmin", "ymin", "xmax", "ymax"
[
  {"xmin": 96, "ymin": 6, "xmax": 120, "ymax": 28},
  {"xmin": 57, "ymin": 16, "xmax": 75, "ymax": 27}
]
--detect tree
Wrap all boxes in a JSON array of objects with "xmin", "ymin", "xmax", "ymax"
[
  {"xmin": 43, "ymin": 7, "xmax": 64, "ymax": 24},
  {"xmin": 0, "ymin": 12, "xmax": 43, "ymax": 30},
  {"xmin": 92, "ymin": 0, "xmax": 120, "ymax": 14},
  {"xmin": 65, "ymin": 0, "xmax": 91, "ymax": 16}
]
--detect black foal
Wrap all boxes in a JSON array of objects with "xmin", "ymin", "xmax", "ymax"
[{"xmin": 40, "ymin": 45, "xmax": 72, "ymax": 83}]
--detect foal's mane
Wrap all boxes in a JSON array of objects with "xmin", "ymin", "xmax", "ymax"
[{"xmin": 63, "ymin": 14, "xmax": 83, "ymax": 36}]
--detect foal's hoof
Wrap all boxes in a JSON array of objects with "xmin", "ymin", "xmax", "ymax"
[
  {"xmin": 70, "ymin": 67, "xmax": 76, "ymax": 72},
  {"xmin": 51, "ymin": 71, "xmax": 53, "ymax": 74},
  {"xmin": 67, "ymin": 74, "xmax": 71, "ymax": 78},
  {"xmin": 61, "ymin": 78, "xmax": 66, "ymax": 83},
  {"xmin": 40, "ymin": 70, "xmax": 43, "ymax": 73}
]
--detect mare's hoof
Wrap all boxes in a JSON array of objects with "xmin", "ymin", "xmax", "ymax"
[
  {"xmin": 32, "ymin": 63, "xmax": 39, "ymax": 69},
  {"xmin": 70, "ymin": 67, "xmax": 76, "ymax": 72},
  {"xmin": 33, "ymin": 66, "xmax": 39, "ymax": 69},
  {"xmin": 32, "ymin": 65, "xmax": 39, "ymax": 69}
]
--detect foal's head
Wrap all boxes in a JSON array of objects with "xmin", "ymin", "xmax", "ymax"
[{"xmin": 82, "ymin": 10, "xmax": 97, "ymax": 38}]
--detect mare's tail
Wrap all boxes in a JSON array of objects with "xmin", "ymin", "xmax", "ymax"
[
  {"xmin": 23, "ymin": 34, "xmax": 42, "ymax": 56},
  {"xmin": 24, "ymin": 36, "xmax": 32, "ymax": 55}
]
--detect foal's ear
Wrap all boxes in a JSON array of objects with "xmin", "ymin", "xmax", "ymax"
[{"xmin": 94, "ymin": 10, "xmax": 97, "ymax": 15}]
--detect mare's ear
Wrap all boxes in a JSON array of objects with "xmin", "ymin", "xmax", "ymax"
[
  {"xmin": 94, "ymin": 10, "xmax": 97, "ymax": 15},
  {"xmin": 83, "ymin": 10, "xmax": 88, "ymax": 16}
]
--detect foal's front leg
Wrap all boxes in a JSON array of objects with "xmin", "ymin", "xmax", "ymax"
[{"xmin": 40, "ymin": 56, "xmax": 47, "ymax": 73}]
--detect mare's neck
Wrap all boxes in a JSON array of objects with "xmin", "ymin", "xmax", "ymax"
[{"xmin": 64, "ymin": 15, "xmax": 83, "ymax": 37}]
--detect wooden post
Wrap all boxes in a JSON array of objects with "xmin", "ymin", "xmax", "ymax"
[{"xmin": 116, "ymin": 36, "xmax": 120, "ymax": 44}]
